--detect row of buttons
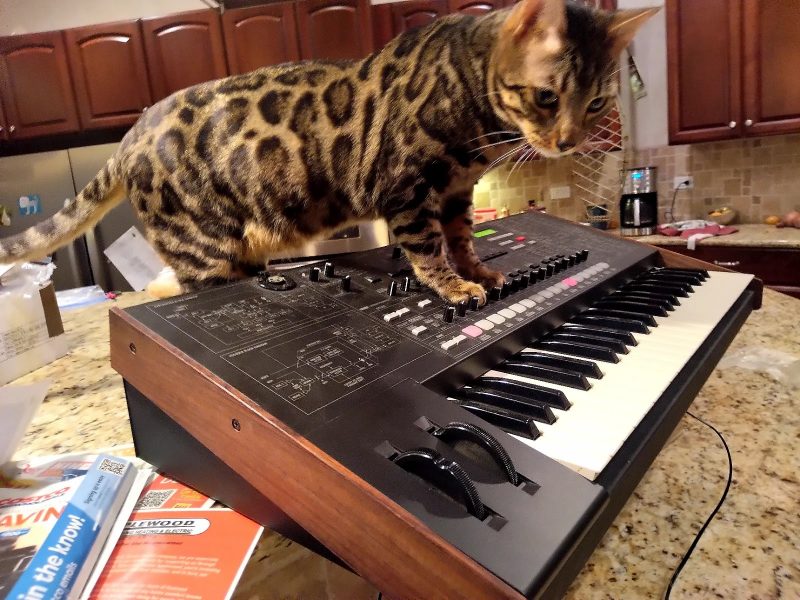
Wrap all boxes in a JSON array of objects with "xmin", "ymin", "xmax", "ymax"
[
  {"xmin": 438, "ymin": 263, "xmax": 611, "ymax": 347},
  {"xmin": 383, "ymin": 307, "xmax": 410, "ymax": 322}
]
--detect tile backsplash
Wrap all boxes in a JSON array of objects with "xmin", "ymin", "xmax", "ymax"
[{"xmin": 474, "ymin": 133, "xmax": 800, "ymax": 225}]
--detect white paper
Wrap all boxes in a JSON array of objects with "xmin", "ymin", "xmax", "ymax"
[
  {"xmin": 0, "ymin": 263, "xmax": 17, "ymax": 280},
  {"xmin": 0, "ymin": 285, "xmax": 49, "ymax": 363},
  {"xmin": 0, "ymin": 380, "xmax": 50, "ymax": 464},
  {"xmin": 103, "ymin": 227, "xmax": 165, "ymax": 291}
]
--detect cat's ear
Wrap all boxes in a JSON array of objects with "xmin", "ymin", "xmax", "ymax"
[
  {"xmin": 503, "ymin": 0, "xmax": 566, "ymax": 41},
  {"xmin": 607, "ymin": 7, "xmax": 660, "ymax": 56}
]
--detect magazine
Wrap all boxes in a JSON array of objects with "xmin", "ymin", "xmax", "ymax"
[
  {"xmin": 88, "ymin": 508, "xmax": 263, "ymax": 600},
  {"xmin": 0, "ymin": 454, "xmax": 147, "ymax": 600}
]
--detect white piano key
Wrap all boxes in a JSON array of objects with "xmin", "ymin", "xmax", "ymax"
[{"xmin": 485, "ymin": 271, "xmax": 753, "ymax": 480}]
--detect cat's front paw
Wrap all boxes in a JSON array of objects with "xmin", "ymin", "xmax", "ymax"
[
  {"xmin": 470, "ymin": 266, "xmax": 506, "ymax": 291},
  {"xmin": 435, "ymin": 278, "xmax": 488, "ymax": 306}
]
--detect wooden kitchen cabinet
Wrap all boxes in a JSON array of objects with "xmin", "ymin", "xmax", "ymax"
[
  {"xmin": 392, "ymin": 0, "xmax": 449, "ymax": 32},
  {"xmin": 296, "ymin": 0, "xmax": 374, "ymax": 61},
  {"xmin": 664, "ymin": 245, "xmax": 800, "ymax": 299},
  {"xmin": 65, "ymin": 21, "xmax": 152, "ymax": 130},
  {"xmin": 0, "ymin": 31, "xmax": 80, "ymax": 139},
  {"xmin": 447, "ymin": 0, "xmax": 504, "ymax": 16},
  {"xmin": 141, "ymin": 9, "xmax": 229, "ymax": 101},
  {"xmin": 741, "ymin": 0, "xmax": 800, "ymax": 137},
  {"xmin": 0, "ymin": 100, "xmax": 8, "ymax": 142},
  {"xmin": 667, "ymin": 0, "xmax": 800, "ymax": 144},
  {"xmin": 222, "ymin": 3, "xmax": 300, "ymax": 75}
]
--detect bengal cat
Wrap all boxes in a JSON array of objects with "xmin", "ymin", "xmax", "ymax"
[{"xmin": 0, "ymin": 0, "xmax": 656, "ymax": 305}]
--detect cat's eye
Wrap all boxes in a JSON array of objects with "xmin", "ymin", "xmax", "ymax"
[
  {"xmin": 534, "ymin": 89, "xmax": 559, "ymax": 109},
  {"xmin": 587, "ymin": 97, "xmax": 606, "ymax": 113}
]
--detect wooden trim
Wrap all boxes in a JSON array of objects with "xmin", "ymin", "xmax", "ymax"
[{"xmin": 109, "ymin": 308, "xmax": 523, "ymax": 600}]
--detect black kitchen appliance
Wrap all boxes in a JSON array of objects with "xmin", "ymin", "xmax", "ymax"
[{"xmin": 620, "ymin": 166, "xmax": 658, "ymax": 236}]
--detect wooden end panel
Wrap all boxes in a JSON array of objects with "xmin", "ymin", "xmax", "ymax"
[
  {"xmin": 109, "ymin": 308, "xmax": 523, "ymax": 600},
  {"xmin": 654, "ymin": 245, "xmax": 763, "ymax": 309}
]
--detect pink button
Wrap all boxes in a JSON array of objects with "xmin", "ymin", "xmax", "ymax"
[
  {"xmin": 563, "ymin": 277, "xmax": 578, "ymax": 287},
  {"xmin": 462, "ymin": 325, "xmax": 484, "ymax": 337}
]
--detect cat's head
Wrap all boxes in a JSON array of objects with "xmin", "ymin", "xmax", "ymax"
[{"xmin": 490, "ymin": 0, "xmax": 658, "ymax": 158}]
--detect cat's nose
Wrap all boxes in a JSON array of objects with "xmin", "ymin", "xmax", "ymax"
[{"xmin": 557, "ymin": 139, "xmax": 576, "ymax": 152}]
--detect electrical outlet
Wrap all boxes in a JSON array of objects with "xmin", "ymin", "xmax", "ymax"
[
  {"xmin": 548, "ymin": 185, "xmax": 571, "ymax": 200},
  {"xmin": 673, "ymin": 176, "xmax": 694, "ymax": 190}
]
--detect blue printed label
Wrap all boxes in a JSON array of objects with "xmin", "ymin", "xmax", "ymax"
[{"xmin": 18, "ymin": 195, "xmax": 41, "ymax": 216}]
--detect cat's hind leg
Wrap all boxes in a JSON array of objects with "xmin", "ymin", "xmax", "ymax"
[
  {"xmin": 389, "ymin": 207, "xmax": 488, "ymax": 305},
  {"xmin": 440, "ymin": 196, "xmax": 506, "ymax": 290}
]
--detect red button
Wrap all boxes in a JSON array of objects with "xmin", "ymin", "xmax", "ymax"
[
  {"xmin": 563, "ymin": 277, "xmax": 578, "ymax": 287},
  {"xmin": 515, "ymin": 235, "xmax": 526, "ymax": 242}
]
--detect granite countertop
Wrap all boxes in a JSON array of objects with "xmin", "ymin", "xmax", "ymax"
[
  {"xmin": 12, "ymin": 288, "xmax": 800, "ymax": 599},
  {"xmin": 623, "ymin": 223, "xmax": 800, "ymax": 248}
]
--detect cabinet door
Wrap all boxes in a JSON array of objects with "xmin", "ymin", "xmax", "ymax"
[
  {"xmin": 142, "ymin": 9, "xmax": 228, "ymax": 101},
  {"xmin": 392, "ymin": 0, "xmax": 448, "ymax": 33},
  {"xmin": 666, "ymin": 0, "xmax": 742, "ymax": 144},
  {"xmin": 65, "ymin": 21, "xmax": 152, "ymax": 130},
  {"xmin": 447, "ymin": 0, "xmax": 502, "ymax": 16},
  {"xmin": 742, "ymin": 0, "xmax": 800, "ymax": 137},
  {"xmin": 296, "ymin": 0, "xmax": 374, "ymax": 61},
  {"xmin": 222, "ymin": 3, "xmax": 301, "ymax": 75},
  {"xmin": 0, "ymin": 31, "xmax": 80, "ymax": 139}
]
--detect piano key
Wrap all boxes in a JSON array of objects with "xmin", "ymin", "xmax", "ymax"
[
  {"xmin": 634, "ymin": 279, "xmax": 694, "ymax": 294},
  {"xmin": 515, "ymin": 349, "xmax": 604, "ymax": 378},
  {"xmin": 453, "ymin": 399, "xmax": 542, "ymax": 440},
  {"xmin": 613, "ymin": 288, "xmax": 680, "ymax": 305},
  {"xmin": 499, "ymin": 359, "xmax": 592, "ymax": 390},
  {"xmin": 655, "ymin": 266, "xmax": 709, "ymax": 280},
  {"xmin": 644, "ymin": 270, "xmax": 705, "ymax": 285},
  {"xmin": 557, "ymin": 324, "xmax": 638, "ymax": 347},
  {"xmin": 572, "ymin": 314, "xmax": 651, "ymax": 334},
  {"xmin": 593, "ymin": 299, "xmax": 669, "ymax": 317},
  {"xmin": 624, "ymin": 282, "xmax": 689, "ymax": 298},
  {"xmin": 454, "ymin": 386, "xmax": 557, "ymax": 424},
  {"xmin": 547, "ymin": 332, "xmax": 629, "ymax": 355},
  {"xmin": 584, "ymin": 308, "xmax": 657, "ymax": 327},
  {"xmin": 484, "ymin": 271, "xmax": 752, "ymax": 480},
  {"xmin": 477, "ymin": 375, "xmax": 571, "ymax": 410},
  {"xmin": 610, "ymin": 292, "xmax": 676, "ymax": 310},
  {"xmin": 532, "ymin": 339, "xmax": 620, "ymax": 363}
]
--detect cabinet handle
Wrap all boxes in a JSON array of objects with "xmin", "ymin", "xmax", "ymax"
[
  {"xmin": 713, "ymin": 260, "xmax": 740, "ymax": 268},
  {"xmin": 8, "ymin": 125, "xmax": 15, "ymax": 134},
  {"xmin": 142, "ymin": 106, "xmax": 149, "ymax": 112},
  {"xmin": 728, "ymin": 121, "xmax": 737, "ymax": 128},
  {"xmin": 745, "ymin": 119, "xmax": 753, "ymax": 127}
]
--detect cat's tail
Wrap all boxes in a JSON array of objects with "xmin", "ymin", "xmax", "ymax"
[{"xmin": 0, "ymin": 156, "xmax": 126, "ymax": 264}]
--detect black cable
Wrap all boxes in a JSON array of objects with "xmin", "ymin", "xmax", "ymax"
[{"xmin": 664, "ymin": 411, "xmax": 733, "ymax": 599}]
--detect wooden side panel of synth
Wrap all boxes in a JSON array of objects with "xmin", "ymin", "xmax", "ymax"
[{"xmin": 109, "ymin": 308, "xmax": 523, "ymax": 600}]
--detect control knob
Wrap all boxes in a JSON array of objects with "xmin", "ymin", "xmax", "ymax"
[
  {"xmin": 387, "ymin": 281, "xmax": 398, "ymax": 296},
  {"xmin": 341, "ymin": 275, "xmax": 352, "ymax": 292},
  {"xmin": 443, "ymin": 305, "xmax": 456, "ymax": 323},
  {"xmin": 456, "ymin": 300, "xmax": 468, "ymax": 317},
  {"xmin": 323, "ymin": 262, "xmax": 335, "ymax": 277},
  {"xmin": 309, "ymin": 267, "xmax": 321, "ymax": 282}
]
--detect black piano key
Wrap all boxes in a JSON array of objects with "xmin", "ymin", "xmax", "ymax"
[
  {"xmin": 656, "ymin": 266, "xmax": 709, "ymax": 280},
  {"xmin": 455, "ymin": 386, "xmax": 557, "ymax": 424},
  {"xmin": 547, "ymin": 332, "xmax": 629, "ymax": 355},
  {"xmin": 646, "ymin": 268, "xmax": 705, "ymax": 284},
  {"xmin": 639, "ymin": 274, "xmax": 699, "ymax": 290},
  {"xmin": 532, "ymin": 339, "xmax": 620, "ymax": 363},
  {"xmin": 610, "ymin": 293, "xmax": 675, "ymax": 311},
  {"xmin": 557, "ymin": 324, "xmax": 638, "ymax": 346},
  {"xmin": 515, "ymin": 349, "xmax": 604, "ymax": 378},
  {"xmin": 499, "ymin": 360, "xmax": 592, "ymax": 390},
  {"xmin": 584, "ymin": 307, "xmax": 657, "ymax": 326},
  {"xmin": 624, "ymin": 282, "xmax": 689, "ymax": 298},
  {"xmin": 478, "ymin": 375, "xmax": 571, "ymax": 410},
  {"xmin": 593, "ymin": 299, "xmax": 669, "ymax": 317},
  {"xmin": 612, "ymin": 289, "xmax": 680, "ymax": 307},
  {"xmin": 455, "ymin": 400, "xmax": 542, "ymax": 440},
  {"xmin": 572, "ymin": 314, "xmax": 651, "ymax": 334},
  {"xmin": 635, "ymin": 278, "xmax": 694, "ymax": 294}
]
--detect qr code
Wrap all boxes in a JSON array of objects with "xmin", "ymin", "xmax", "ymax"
[
  {"xmin": 135, "ymin": 490, "xmax": 175, "ymax": 510},
  {"xmin": 98, "ymin": 459, "xmax": 126, "ymax": 476}
]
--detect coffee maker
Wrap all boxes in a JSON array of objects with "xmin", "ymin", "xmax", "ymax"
[{"xmin": 619, "ymin": 167, "xmax": 658, "ymax": 236}]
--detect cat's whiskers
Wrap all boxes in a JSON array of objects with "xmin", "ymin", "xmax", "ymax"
[
  {"xmin": 505, "ymin": 145, "xmax": 535, "ymax": 184},
  {"xmin": 479, "ymin": 142, "xmax": 529, "ymax": 179},
  {"xmin": 462, "ymin": 130, "xmax": 520, "ymax": 144},
  {"xmin": 470, "ymin": 135, "xmax": 526, "ymax": 154}
]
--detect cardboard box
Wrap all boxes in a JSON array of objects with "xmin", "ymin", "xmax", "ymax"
[{"xmin": 0, "ymin": 279, "xmax": 68, "ymax": 385}]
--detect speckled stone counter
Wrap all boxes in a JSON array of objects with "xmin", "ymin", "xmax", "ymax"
[
  {"xmin": 12, "ymin": 287, "xmax": 800, "ymax": 599},
  {"xmin": 622, "ymin": 223, "xmax": 800, "ymax": 248}
]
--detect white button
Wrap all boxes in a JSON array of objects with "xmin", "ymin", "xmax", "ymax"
[
  {"xmin": 440, "ymin": 334, "xmax": 467, "ymax": 351},
  {"xmin": 395, "ymin": 308, "xmax": 410, "ymax": 317},
  {"xmin": 520, "ymin": 299, "xmax": 536, "ymax": 308},
  {"xmin": 383, "ymin": 312, "xmax": 397, "ymax": 322},
  {"xmin": 598, "ymin": 262, "xmax": 610, "ymax": 269},
  {"xmin": 475, "ymin": 319, "xmax": 494, "ymax": 330},
  {"xmin": 532, "ymin": 294, "xmax": 546, "ymax": 302},
  {"xmin": 499, "ymin": 308, "xmax": 516, "ymax": 319},
  {"xmin": 418, "ymin": 299, "xmax": 432, "ymax": 308},
  {"xmin": 509, "ymin": 303, "xmax": 526, "ymax": 313},
  {"xmin": 487, "ymin": 314, "xmax": 506, "ymax": 324},
  {"xmin": 411, "ymin": 325, "xmax": 427, "ymax": 336},
  {"xmin": 573, "ymin": 274, "xmax": 585, "ymax": 282},
  {"xmin": 540, "ymin": 290, "xmax": 554, "ymax": 298}
]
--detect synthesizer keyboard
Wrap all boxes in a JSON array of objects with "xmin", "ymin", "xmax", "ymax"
[{"xmin": 110, "ymin": 211, "xmax": 761, "ymax": 599}]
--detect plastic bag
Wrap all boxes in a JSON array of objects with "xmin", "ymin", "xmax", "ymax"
[{"xmin": 718, "ymin": 346, "xmax": 800, "ymax": 388}]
